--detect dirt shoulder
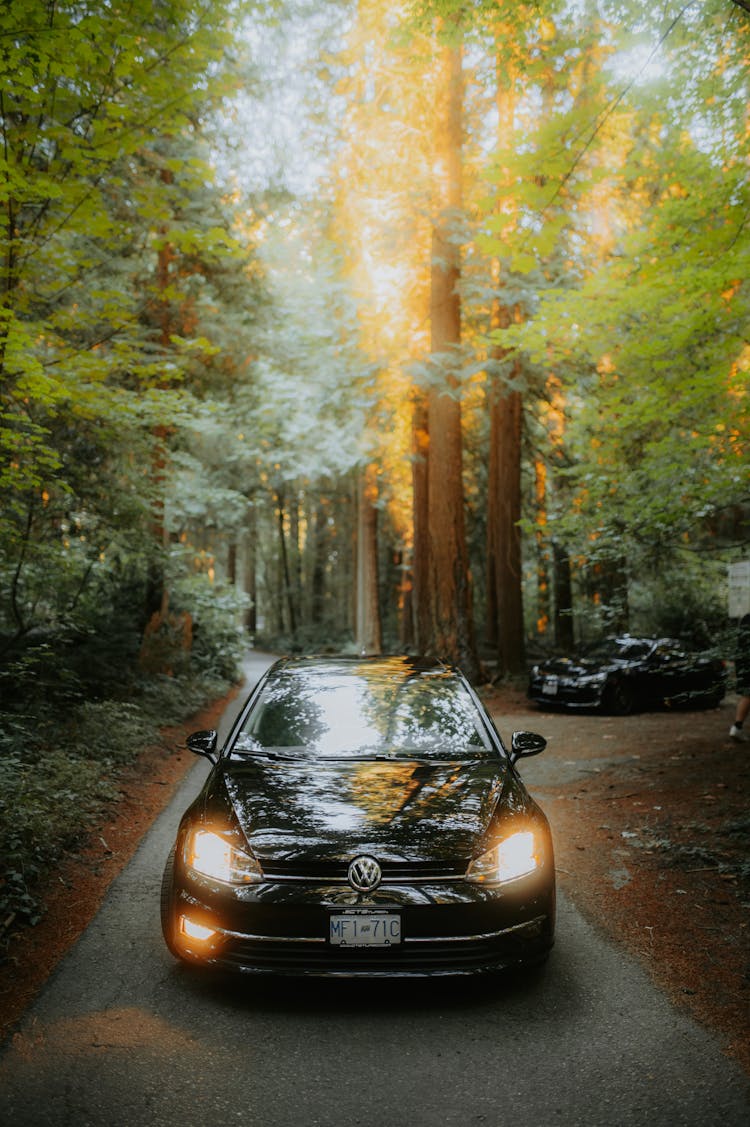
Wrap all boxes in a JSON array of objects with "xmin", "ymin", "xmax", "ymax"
[
  {"xmin": 1, "ymin": 684, "xmax": 748, "ymax": 1074},
  {"xmin": 484, "ymin": 685, "xmax": 750, "ymax": 1074}
]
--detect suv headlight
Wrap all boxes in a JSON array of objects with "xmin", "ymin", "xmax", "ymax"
[
  {"xmin": 466, "ymin": 830, "xmax": 539, "ymax": 884},
  {"xmin": 185, "ymin": 828, "xmax": 263, "ymax": 884}
]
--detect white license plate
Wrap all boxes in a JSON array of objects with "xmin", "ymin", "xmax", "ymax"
[
  {"xmin": 329, "ymin": 912, "xmax": 401, "ymax": 947},
  {"xmin": 543, "ymin": 676, "xmax": 559, "ymax": 696}
]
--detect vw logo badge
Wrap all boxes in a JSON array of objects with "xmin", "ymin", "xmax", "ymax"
[{"xmin": 347, "ymin": 855, "xmax": 382, "ymax": 892}]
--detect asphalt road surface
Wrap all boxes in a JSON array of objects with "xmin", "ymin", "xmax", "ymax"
[{"xmin": 1, "ymin": 652, "xmax": 748, "ymax": 1127}]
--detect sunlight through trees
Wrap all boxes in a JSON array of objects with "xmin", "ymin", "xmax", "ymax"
[{"xmin": 1, "ymin": 0, "xmax": 748, "ymax": 699}]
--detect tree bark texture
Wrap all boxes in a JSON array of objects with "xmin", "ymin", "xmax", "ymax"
[
  {"xmin": 356, "ymin": 464, "xmax": 383, "ymax": 654},
  {"xmin": 484, "ymin": 42, "xmax": 526, "ymax": 676},
  {"xmin": 244, "ymin": 504, "xmax": 257, "ymax": 634},
  {"xmin": 144, "ymin": 168, "xmax": 177, "ymax": 627},
  {"xmin": 275, "ymin": 489, "xmax": 297, "ymax": 635},
  {"xmin": 411, "ymin": 387, "xmax": 430, "ymax": 653},
  {"xmin": 487, "ymin": 378, "xmax": 525, "ymax": 675},
  {"xmin": 534, "ymin": 457, "xmax": 551, "ymax": 637},
  {"xmin": 426, "ymin": 37, "xmax": 479, "ymax": 681},
  {"xmin": 553, "ymin": 540, "xmax": 574, "ymax": 649}
]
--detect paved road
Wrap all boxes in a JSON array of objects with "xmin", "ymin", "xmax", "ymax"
[{"xmin": 1, "ymin": 652, "xmax": 748, "ymax": 1127}]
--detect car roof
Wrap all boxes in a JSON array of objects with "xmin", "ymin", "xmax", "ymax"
[{"xmin": 264, "ymin": 654, "xmax": 455, "ymax": 682}]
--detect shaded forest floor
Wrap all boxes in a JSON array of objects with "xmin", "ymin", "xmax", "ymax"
[
  {"xmin": 485, "ymin": 684, "xmax": 750, "ymax": 1075},
  {"xmin": 0, "ymin": 681, "xmax": 748, "ymax": 1075}
]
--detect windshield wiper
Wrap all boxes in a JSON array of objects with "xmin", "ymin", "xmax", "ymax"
[{"xmin": 230, "ymin": 746, "xmax": 302, "ymax": 761}]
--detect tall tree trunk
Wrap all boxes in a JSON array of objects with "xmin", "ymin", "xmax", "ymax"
[
  {"xmin": 594, "ymin": 557, "xmax": 629, "ymax": 632},
  {"xmin": 397, "ymin": 549, "xmax": 414, "ymax": 650},
  {"xmin": 534, "ymin": 458, "xmax": 551, "ymax": 636},
  {"xmin": 244, "ymin": 503, "xmax": 257, "ymax": 635},
  {"xmin": 289, "ymin": 488, "xmax": 303, "ymax": 626},
  {"xmin": 427, "ymin": 35, "xmax": 479, "ymax": 680},
  {"xmin": 310, "ymin": 498, "xmax": 328, "ymax": 629},
  {"xmin": 411, "ymin": 387, "xmax": 430, "ymax": 653},
  {"xmin": 553, "ymin": 540, "xmax": 574, "ymax": 649},
  {"xmin": 356, "ymin": 463, "xmax": 382, "ymax": 654},
  {"xmin": 485, "ymin": 36, "xmax": 525, "ymax": 677},
  {"xmin": 143, "ymin": 169, "xmax": 175, "ymax": 629},
  {"xmin": 275, "ymin": 488, "xmax": 296, "ymax": 636},
  {"xmin": 487, "ymin": 372, "xmax": 525, "ymax": 675}
]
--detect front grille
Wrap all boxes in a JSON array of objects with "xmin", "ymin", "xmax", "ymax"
[
  {"xmin": 262, "ymin": 858, "xmax": 468, "ymax": 883},
  {"xmin": 213, "ymin": 918, "xmax": 549, "ymax": 976}
]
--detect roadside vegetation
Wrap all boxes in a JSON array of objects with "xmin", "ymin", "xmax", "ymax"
[
  {"xmin": 0, "ymin": 599, "xmax": 244, "ymax": 931},
  {"xmin": 1, "ymin": 1, "xmax": 748, "ymax": 937}
]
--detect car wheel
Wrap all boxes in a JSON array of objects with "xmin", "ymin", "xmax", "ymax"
[
  {"xmin": 160, "ymin": 846, "xmax": 181, "ymax": 959},
  {"xmin": 604, "ymin": 678, "xmax": 635, "ymax": 716}
]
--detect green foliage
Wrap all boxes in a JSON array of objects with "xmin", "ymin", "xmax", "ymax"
[
  {"xmin": 67, "ymin": 703, "xmax": 161, "ymax": 766},
  {"xmin": 0, "ymin": 2, "xmax": 266, "ymax": 937},
  {"xmin": 4, "ymin": 0, "xmax": 750, "ymax": 936},
  {"xmin": 0, "ymin": 743, "xmax": 120, "ymax": 927},
  {"xmin": 169, "ymin": 565, "xmax": 249, "ymax": 680},
  {"xmin": 479, "ymin": 0, "xmax": 750, "ymax": 627},
  {"xmin": 0, "ymin": 666, "xmax": 233, "ymax": 932},
  {"xmin": 0, "ymin": 0, "xmax": 266, "ymax": 690},
  {"xmin": 629, "ymin": 558, "xmax": 732, "ymax": 651}
]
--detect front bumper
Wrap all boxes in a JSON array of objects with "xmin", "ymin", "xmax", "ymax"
[
  {"xmin": 170, "ymin": 874, "xmax": 555, "ymax": 977},
  {"xmin": 528, "ymin": 675, "xmax": 605, "ymax": 709}
]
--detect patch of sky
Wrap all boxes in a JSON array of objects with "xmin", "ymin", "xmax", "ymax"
[{"xmin": 213, "ymin": 1, "xmax": 354, "ymax": 197}]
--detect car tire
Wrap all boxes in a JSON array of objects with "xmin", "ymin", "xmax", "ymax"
[
  {"xmin": 160, "ymin": 846, "xmax": 181, "ymax": 959},
  {"xmin": 603, "ymin": 678, "xmax": 635, "ymax": 716}
]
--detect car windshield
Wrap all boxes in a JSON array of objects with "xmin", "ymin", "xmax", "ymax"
[{"xmin": 232, "ymin": 665, "xmax": 495, "ymax": 761}]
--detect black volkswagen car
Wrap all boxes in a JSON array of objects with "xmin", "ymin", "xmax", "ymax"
[
  {"xmin": 161, "ymin": 655, "xmax": 555, "ymax": 977},
  {"xmin": 528, "ymin": 635, "xmax": 727, "ymax": 715}
]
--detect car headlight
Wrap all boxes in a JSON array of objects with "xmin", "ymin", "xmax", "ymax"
[
  {"xmin": 466, "ymin": 831, "xmax": 540, "ymax": 884},
  {"xmin": 184, "ymin": 828, "xmax": 263, "ymax": 885}
]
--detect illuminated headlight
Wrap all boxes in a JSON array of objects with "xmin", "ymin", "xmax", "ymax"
[
  {"xmin": 185, "ymin": 828, "xmax": 263, "ymax": 885},
  {"xmin": 466, "ymin": 831, "xmax": 540, "ymax": 884}
]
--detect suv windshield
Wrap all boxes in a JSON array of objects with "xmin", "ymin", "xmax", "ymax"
[{"xmin": 232, "ymin": 669, "xmax": 494, "ymax": 761}]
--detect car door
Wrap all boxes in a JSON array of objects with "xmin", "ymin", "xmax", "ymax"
[{"xmin": 646, "ymin": 642, "xmax": 694, "ymax": 703}]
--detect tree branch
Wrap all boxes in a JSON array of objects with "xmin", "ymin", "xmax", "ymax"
[{"xmin": 535, "ymin": 1, "xmax": 700, "ymax": 226}]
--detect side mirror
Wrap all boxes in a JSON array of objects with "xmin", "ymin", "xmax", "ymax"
[
  {"xmin": 511, "ymin": 730, "xmax": 547, "ymax": 762},
  {"xmin": 186, "ymin": 729, "xmax": 218, "ymax": 762}
]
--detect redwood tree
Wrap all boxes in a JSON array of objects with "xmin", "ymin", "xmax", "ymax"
[
  {"xmin": 355, "ymin": 463, "xmax": 383, "ymax": 654},
  {"xmin": 425, "ymin": 32, "xmax": 479, "ymax": 680}
]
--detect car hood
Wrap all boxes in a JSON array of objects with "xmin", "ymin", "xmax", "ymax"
[{"xmin": 207, "ymin": 756, "xmax": 516, "ymax": 864}]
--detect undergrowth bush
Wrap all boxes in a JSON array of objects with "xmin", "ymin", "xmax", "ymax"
[
  {"xmin": 169, "ymin": 569, "xmax": 248, "ymax": 681},
  {"xmin": 0, "ymin": 669, "xmax": 233, "ymax": 937},
  {"xmin": 0, "ymin": 750, "xmax": 118, "ymax": 926},
  {"xmin": 69, "ymin": 702, "xmax": 161, "ymax": 764},
  {"xmin": 136, "ymin": 671, "xmax": 233, "ymax": 726}
]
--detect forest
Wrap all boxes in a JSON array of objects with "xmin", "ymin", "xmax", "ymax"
[{"xmin": 0, "ymin": 0, "xmax": 748, "ymax": 927}]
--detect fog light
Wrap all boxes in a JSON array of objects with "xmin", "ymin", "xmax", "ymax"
[{"xmin": 180, "ymin": 915, "xmax": 216, "ymax": 942}]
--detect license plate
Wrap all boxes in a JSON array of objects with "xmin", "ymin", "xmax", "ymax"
[
  {"xmin": 329, "ymin": 912, "xmax": 401, "ymax": 947},
  {"xmin": 543, "ymin": 676, "xmax": 559, "ymax": 696}
]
